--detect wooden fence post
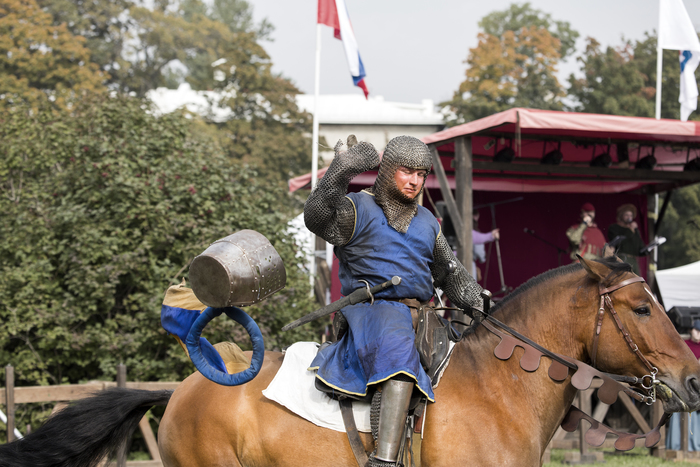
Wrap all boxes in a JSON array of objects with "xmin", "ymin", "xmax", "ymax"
[
  {"xmin": 116, "ymin": 364, "xmax": 127, "ymax": 467},
  {"xmin": 651, "ymin": 400, "xmax": 666, "ymax": 457},
  {"xmin": 579, "ymin": 390, "xmax": 590, "ymax": 459},
  {"xmin": 681, "ymin": 412, "xmax": 689, "ymax": 453},
  {"xmin": 5, "ymin": 365, "xmax": 14, "ymax": 443}
]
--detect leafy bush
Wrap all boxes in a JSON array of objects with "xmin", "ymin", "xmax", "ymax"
[{"xmin": 0, "ymin": 93, "xmax": 319, "ymax": 390}]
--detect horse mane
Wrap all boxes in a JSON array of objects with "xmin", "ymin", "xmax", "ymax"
[{"xmin": 488, "ymin": 255, "xmax": 632, "ymax": 314}]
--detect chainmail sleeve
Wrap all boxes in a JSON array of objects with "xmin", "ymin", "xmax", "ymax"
[
  {"xmin": 304, "ymin": 139, "xmax": 380, "ymax": 246},
  {"xmin": 430, "ymin": 234, "xmax": 485, "ymax": 318}
]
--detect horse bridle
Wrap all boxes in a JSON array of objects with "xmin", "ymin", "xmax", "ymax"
[
  {"xmin": 472, "ymin": 275, "xmax": 662, "ymax": 405},
  {"xmin": 590, "ymin": 275, "xmax": 661, "ymax": 404}
]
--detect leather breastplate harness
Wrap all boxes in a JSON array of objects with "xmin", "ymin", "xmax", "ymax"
[{"xmin": 473, "ymin": 275, "xmax": 668, "ymax": 451}]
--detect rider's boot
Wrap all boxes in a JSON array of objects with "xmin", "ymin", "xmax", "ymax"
[{"xmin": 366, "ymin": 378, "xmax": 413, "ymax": 467}]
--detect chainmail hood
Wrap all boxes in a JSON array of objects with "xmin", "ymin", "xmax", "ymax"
[{"xmin": 371, "ymin": 136, "xmax": 432, "ymax": 233}]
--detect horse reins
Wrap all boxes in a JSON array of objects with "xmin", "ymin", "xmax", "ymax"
[{"xmin": 470, "ymin": 275, "xmax": 661, "ymax": 405}]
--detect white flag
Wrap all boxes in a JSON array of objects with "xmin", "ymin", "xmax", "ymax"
[
  {"xmin": 679, "ymin": 51, "xmax": 700, "ymax": 121},
  {"xmin": 659, "ymin": 0, "xmax": 700, "ymax": 121}
]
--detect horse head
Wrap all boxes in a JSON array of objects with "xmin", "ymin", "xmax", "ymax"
[{"xmin": 578, "ymin": 256, "xmax": 700, "ymax": 413}]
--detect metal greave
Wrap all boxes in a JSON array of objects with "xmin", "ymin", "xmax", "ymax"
[{"xmin": 374, "ymin": 379, "xmax": 413, "ymax": 463}]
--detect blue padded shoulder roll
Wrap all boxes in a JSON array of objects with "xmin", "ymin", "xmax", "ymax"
[{"xmin": 186, "ymin": 306, "xmax": 265, "ymax": 386}]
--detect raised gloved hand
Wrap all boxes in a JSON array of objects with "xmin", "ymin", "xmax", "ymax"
[
  {"xmin": 332, "ymin": 135, "xmax": 379, "ymax": 174},
  {"xmin": 304, "ymin": 135, "xmax": 378, "ymax": 246}
]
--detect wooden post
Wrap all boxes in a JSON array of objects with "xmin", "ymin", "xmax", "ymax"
[
  {"xmin": 579, "ymin": 390, "xmax": 590, "ymax": 458},
  {"xmin": 138, "ymin": 415, "xmax": 161, "ymax": 462},
  {"xmin": 429, "ymin": 145, "xmax": 464, "ymax": 241},
  {"xmin": 454, "ymin": 137, "xmax": 473, "ymax": 269},
  {"xmin": 116, "ymin": 364, "xmax": 127, "ymax": 467},
  {"xmin": 681, "ymin": 412, "xmax": 689, "ymax": 453},
  {"xmin": 651, "ymin": 401, "xmax": 666, "ymax": 457},
  {"xmin": 5, "ymin": 365, "xmax": 14, "ymax": 443},
  {"xmin": 451, "ymin": 137, "xmax": 473, "ymax": 331},
  {"xmin": 646, "ymin": 194, "xmax": 657, "ymax": 290}
]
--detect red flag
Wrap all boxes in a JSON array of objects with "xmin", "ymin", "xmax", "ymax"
[
  {"xmin": 317, "ymin": 0, "xmax": 368, "ymax": 99},
  {"xmin": 318, "ymin": 0, "xmax": 341, "ymax": 40}
]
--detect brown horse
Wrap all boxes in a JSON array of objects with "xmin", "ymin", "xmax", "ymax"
[
  {"xmin": 156, "ymin": 256, "xmax": 700, "ymax": 466},
  {"xmin": 2, "ymin": 256, "xmax": 699, "ymax": 467}
]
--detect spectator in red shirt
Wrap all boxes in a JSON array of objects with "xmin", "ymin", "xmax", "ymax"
[
  {"xmin": 667, "ymin": 320, "xmax": 700, "ymax": 450},
  {"xmin": 565, "ymin": 202, "xmax": 606, "ymax": 262},
  {"xmin": 686, "ymin": 321, "xmax": 700, "ymax": 360}
]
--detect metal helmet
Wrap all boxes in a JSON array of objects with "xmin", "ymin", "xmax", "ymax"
[
  {"xmin": 189, "ymin": 230, "xmax": 286, "ymax": 307},
  {"xmin": 372, "ymin": 136, "xmax": 432, "ymax": 233}
]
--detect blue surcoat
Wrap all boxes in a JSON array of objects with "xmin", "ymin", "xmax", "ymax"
[{"xmin": 310, "ymin": 191, "xmax": 439, "ymax": 401}]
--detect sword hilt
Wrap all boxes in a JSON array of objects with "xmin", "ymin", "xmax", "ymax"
[{"xmin": 281, "ymin": 276, "xmax": 401, "ymax": 331}]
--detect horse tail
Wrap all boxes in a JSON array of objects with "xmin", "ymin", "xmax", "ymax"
[{"xmin": 0, "ymin": 387, "xmax": 172, "ymax": 467}]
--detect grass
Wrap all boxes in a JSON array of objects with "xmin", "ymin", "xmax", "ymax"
[{"xmin": 544, "ymin": 448, "xmax": 699, "ymax": 466}]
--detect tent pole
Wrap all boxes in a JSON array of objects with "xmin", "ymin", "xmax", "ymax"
[
  {"xmin": 655, "ymin": 0, "xmax": 663, "ymax": 120},
  {"xmin": 655, "ymin": 190, "xmax": 672, "ymax": 233},
  {"xmin": 455, "ymin": 137, "xmax": 473, "ymax": 269}
]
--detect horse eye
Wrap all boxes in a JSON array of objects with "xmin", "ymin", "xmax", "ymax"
[{"xmin": 634, "ymin": 306, "xmax": 651, "ymax": 316}]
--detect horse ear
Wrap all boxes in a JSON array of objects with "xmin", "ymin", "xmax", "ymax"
[{"xmin": 577, "ymin": 255, "xmax": 610, "ymax": 283}]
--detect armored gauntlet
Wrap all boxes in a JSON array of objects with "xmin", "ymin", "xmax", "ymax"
[
  {"xmin": 430, "ymin": 234, "xmax": 487, "ymax": 318},
  {"xmin": 304, "ymin": 138, "xmax": 379, "ymax": 246}
]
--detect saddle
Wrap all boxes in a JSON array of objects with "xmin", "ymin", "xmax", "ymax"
[
  {"xmin": 413, "ymin": 303, "xmax": 452, "ymax": 384},
  {"xmin": 319, "ymin": 301, "xmax": 458, "ymax": 467},
  {"xmin": 330, "ymin": 299, "xmax": 454, "ymax": 386}
]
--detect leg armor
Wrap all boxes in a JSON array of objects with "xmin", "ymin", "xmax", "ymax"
[{"xmin": 368, "ymin": 378, "xmax": 413, "ymax": 466}]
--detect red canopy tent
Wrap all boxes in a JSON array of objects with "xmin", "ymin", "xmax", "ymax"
[{"xmin": 290, "ymin": 108, "xmax": 700, "ymax": 299}]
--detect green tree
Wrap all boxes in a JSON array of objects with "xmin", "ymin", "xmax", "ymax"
[
  {"xmin": 37, "ymin": 0, "xmax": 273, "ymax": 96},
  {"xmin": 207, "ymin": 0, "xmax": 273, "ymax": 39},
  {"xmin": 443, "ymin": 3, "xmax": 576, "ymax": 125},
  {"xmin": 35, "ymin": 0, "xmax": 132, "ymax": 90},
  {"xmin": 567, "ymin": 37, "xmax": 655, "ymax": 117},
  {"xmin": 0, "ymin": 0, "xmax": 106, "ymax": 109},
  {"xmin": 658, "ymin": 185, "xmax": 700, "ymax": 269},
  {"xmin": 567, "ymin": 33, "xmax": 689, "ymax": 119},
  {"xmin": 0, "ymin": 94, "xmax": 319, "ymax": 390},
  {"xmin": 478, "ymin": 2, "xmax": 579, "ymax": 59},
  {"xmin": 37, "ymin": 0, "xmax": 312, "ymax": 184}
]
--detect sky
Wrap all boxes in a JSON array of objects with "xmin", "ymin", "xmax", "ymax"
[{"xmin": 249, "ymin": 0, "xmax": 700, "ymax": 105}]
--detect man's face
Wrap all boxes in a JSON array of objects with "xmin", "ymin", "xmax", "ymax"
[
  {"xmin": 581, "ymin": 210, "xmax": 595, "ymax": 221},
  {"xmin": 692, "ymin": 328, "xmax": 700, "ymax": 343},
  {"xmin": 394, "ymin": 166, "xmax": 427, "ymax": 199},
  {"xmin": 622, "ymin": 210, "xmax": 634, "ymax": 224}
]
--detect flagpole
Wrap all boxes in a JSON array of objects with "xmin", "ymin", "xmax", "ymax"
[
  {"xmin": 311, "ymin": 24, "xmax": 321, "ymax": 192},
  {"xmin": 656, "ymin": 0, "xmax": 663, "ymax": 120},
  {"xmin": 309, "ymin": 23, "xmax": 322, "ymax": 285}
]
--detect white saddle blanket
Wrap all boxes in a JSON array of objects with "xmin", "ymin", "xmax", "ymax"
[{"xmin": 262, "ymin": 341, "xmax": 372, "ymax": 433}]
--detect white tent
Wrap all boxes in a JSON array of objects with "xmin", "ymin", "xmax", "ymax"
[{"xmin": 656, "ymin": 260, "xmax": 700, "ymax": 310}]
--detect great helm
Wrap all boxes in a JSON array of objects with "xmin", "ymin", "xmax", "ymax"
[{"xmin": 189, "ymin": 230, "xmax": 286, "ymax": 307}]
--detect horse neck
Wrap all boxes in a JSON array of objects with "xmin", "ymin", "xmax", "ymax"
[
  {"xmin": 444, "ymin": 269, "xmax": 597, "ymax": 447},
  {"xmin": 483, "ymin": 269, "xmax": 593, "ymax": 361}
]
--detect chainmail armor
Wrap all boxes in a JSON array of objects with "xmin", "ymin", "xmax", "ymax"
[
  {"xmin": 304, "ymin": 139, "xmax": 380, "ymax": 246},
  {"xmin": 370, "ymin": 389, "xmax": 381, "ymax": 441},
  {"xmin": 430, "ymin": 234, "xmax": 485, "ymax": 317},
  {"xmin": 368, "ymin": 390, "xmax": 396, "ymax": 467},
  {"xmin": 369, "ymin": 136, "xmax": 432, "ymax": 233}
]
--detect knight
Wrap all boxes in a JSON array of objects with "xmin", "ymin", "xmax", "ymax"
[{"xmin": 305, "ymin": 135, "xmax": 488, "ymax": 466}]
